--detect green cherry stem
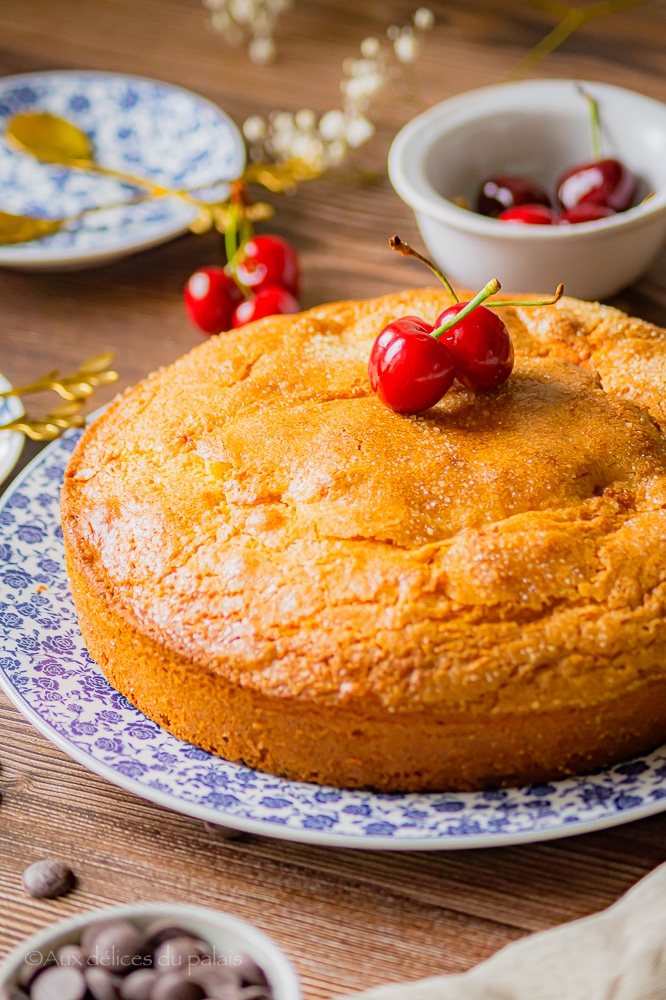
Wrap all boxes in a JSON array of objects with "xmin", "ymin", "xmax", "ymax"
[
  {"xmin": 389, "ymin": 235, "xmax": 459, "ymax": 303},
  {"xmin": 431, "ymin": 279, "xmax": 501, "ymax": 339},
  {"xmin": 489, "ymin": 283, "xmax": 564, "ymax": 309},
  {"xmin": 577, "ymin": 84, "xmax": 602, "ymax": 161},
  {"xmin": 222, "ymin": 203, "xmax": 252, "ymax": 300},
  {"xmin": 224, "ymin": 202, "xmax": 239, "ymax": 268}
]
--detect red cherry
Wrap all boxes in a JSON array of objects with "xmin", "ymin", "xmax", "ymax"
[
  {"xmin": 368, "ymin": 316, "xmax": 456, "ymax": 414},
  {"xmin": 235, "ymin": 235, "xmax": 300, "ymax": 296},
  {"xmin": 560, "ymin": 203, "xmax": 617, "ymax": 224},
  {"xmin": 434, "ymin": 303, "xmax": 514, "ymax": 390},
  {"xmin": 498, "ymin": 204, "xmax": 561, "ymax": 225},
  {"xmin": 557, "ymin": 158, "xmax": 636, "ymax": 212},
  {"xmin": 232, "ymin": 284, "xmax": 300, "ymax": 327},
  {"xmin": 184, "ymin": 266, "xmax": 243, "ymax": 334},
  {"xmin": 477, "ymin": 175, "xmax": 551, "ymax": 217}
]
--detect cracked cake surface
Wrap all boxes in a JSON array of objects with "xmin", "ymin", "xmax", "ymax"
[{"xmin": 61, "ymin": 289, "xmax": 666, "ymax": 790}]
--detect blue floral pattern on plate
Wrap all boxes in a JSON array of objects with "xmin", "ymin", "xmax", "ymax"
[
  {"xmin": 0, "ymin": 71, "xmax": 245, "ymax": 269},
  {"xmin": 0, "ymin": 431, "xmax": 665, "ymax": 849}
]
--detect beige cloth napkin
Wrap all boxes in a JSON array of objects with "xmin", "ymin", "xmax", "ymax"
[{"xmin": 337, "ymin": 860, "xmax": 666, "ymax": 1000}]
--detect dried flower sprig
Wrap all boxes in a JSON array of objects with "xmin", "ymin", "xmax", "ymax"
[
  {"xmin": 0, "ymin": 400, "xmax": 87, "ymax": 441},
  {"xmin": 241, "ymin": 8, "xmax": 435, "ymax": 176},
  {"xmin": 0, "ymin": 353, "xmax": 119, "ymax": 403},
  {"xmin": 203, "ymin": 0, "xmax": 294, "ymax": 64}
]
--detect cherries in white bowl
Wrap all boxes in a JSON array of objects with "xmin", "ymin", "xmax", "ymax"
[
  {"xmin": 389, "ymin": 79, "xmax": 666, "ymax": 300},
  {"xmin": 476, "ymin": 88, "xmax": 639, "ymax": 229}
]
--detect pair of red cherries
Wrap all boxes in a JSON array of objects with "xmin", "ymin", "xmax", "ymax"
[
  {"xmin": 184, "ymin": 234, "xmax": 300, "ymax": 334},
  {"xmin": 368, "ymin": 236, "xmax": 563, "ymax": 415}
]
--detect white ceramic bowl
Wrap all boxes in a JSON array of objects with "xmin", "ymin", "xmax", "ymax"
[
  {"xmin": 0, "ymin": 902, "xmax": 301, "ymax": 999},
  {"xmin": 389, "ymin": 79, "xmax": 666, "ymax": 300}
]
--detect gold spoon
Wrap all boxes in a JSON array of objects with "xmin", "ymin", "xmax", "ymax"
[
  {"xmin": 0, "ymin": 199, "xmax": 222, "ymax": 247},
  {"xmin": 0, "ymin": 196, "xmax": 156, "ymax": 246},
  {"xmin": 6, "ymin": 112, "xmax": 221, "ymax": 206},
  {"xmin": 0, "ymin": 209, "xmax": 63, "ymax": 245}
]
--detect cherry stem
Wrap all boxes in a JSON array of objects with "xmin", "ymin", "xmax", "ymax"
[
  {"xmin": 222, "ymin": 203, "xmax": 252, "ymax": 299},
  {"xmin": 389, "ymin": 235, "xmax": 459, "ymax": 303},
  {"xmin": 431, "ymin": 279, "xmax": 501, "ymax": 339},
  {"xmin": 577, "ymin": 84, "xmax": 602, "ymax": 161},
  {"xmin": 489, "ymin": 283, "xmax": 564, "ymax": 308},
  {"xmin": 224, "ymin": 203, "xmax": 239, "ymax": 269}
]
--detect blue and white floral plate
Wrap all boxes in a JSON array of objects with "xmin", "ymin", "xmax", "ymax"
[
  {"xmin": 0, "ymin": 374, "xmax": 24, "ymax": 487},
  {"xmin": 1, "ymin": 431, "xmax": 665, "ymax": 850},
  {"xmin": 0, "ymin": 71, "xmax": 245, "ymax": 269}
]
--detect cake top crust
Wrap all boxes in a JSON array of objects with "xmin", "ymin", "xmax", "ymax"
[{"xmin": 62, "ymin": 289, "xmax": 666, "ymax": 714}]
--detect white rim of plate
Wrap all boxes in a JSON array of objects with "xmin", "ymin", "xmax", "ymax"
[
  {"xmin": 0, "ymin": 373, "xmax": 24, "ymax": 487},
  {"xmin": 0, "ymin": 435, "xmax": 665, "ymax": 850}
]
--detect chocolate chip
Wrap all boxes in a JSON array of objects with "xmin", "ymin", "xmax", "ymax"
[
  {"xmin": 85, "ymin": 920, "xmax": 144, "ymax": 973},
  {"xmin": 141, "ymin": 920, "xmax": 190, "ymax": 950},
  {"xmin": 2, "ymin": 987, "xmax": 30, "ymax": 1000},
  {"xmin": 151, "ymin": 972, "xmax": 206, "ymax": 1000},
  {"xmin": 190, "ymin": 968, "xmax": 239, "ymax": 996},
  {"xmin": 118, "ymin": 968, "xmax": 158, "ymax": 1000},
  {"xmin": 15, "ymin": 951, "xmax": 55, "ymax": 990},
  {"xmin": 153, "ymin": 937, "xmax": 207, "ymax": 973},
  {"xmin": 200, "ymin": 986, "xmax": 242, "ymax": 1000},
  {"xmin": 85, "ymin": 966, "xmax": 121, "ymax": 1000},
  {"xmin": 81, "ymin": 920, "xmax": 120, "ymax": 957},
  {"xmin": 234, "ymin": 955, "xmax": 268, "ymax": 988},
  {"xmin": 29, "ymin": 965, "xmax": 86, "ymax": 1000},
  {"xmin": 21, "ymin": 860, "xmax": 75, "ymax": 899},
  {"xmin": 56, "ymin": 945, "xmax": 85, "ymax": 969}
]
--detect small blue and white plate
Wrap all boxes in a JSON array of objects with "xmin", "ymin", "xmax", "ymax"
[
  {"xmin": 0, "ymin": 374, "xmax": 24, "ymax": 488},
  {"xmin": 1, "ymin": 431, "xmax": 665, "ymax": 850},
  {"xmin": 0, "ymin": 70, "xmax": 245, "ymax": 269}
]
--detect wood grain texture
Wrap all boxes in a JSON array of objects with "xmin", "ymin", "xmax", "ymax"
[{"xmin": 1, "ymin": 1, "xmax": 666, "ymax": 997}]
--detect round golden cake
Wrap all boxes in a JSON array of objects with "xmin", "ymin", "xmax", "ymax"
[{"xmin": 61, "ymin": 288, "xmax": 666, "ymax": 791}]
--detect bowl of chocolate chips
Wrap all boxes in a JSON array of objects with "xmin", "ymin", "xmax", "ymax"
[{"xmin": 0, "ymin": 902, "xmax": 301, "ymax": 1000}]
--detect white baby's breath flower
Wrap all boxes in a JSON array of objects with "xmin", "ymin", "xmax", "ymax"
[
  {"xmin": 243, "ymin": 115, "xmax": 267, "ymax": 142},
  {"xmin": 318, "ymin": 109, "xmax": 346, "ymax": 141},
  {"xmin": 230, "ymin": 0, "xmax": 255, "ymax": 23},
  {"xmin": 360, "ymin": 36, "xmax": 381, "ymax": 58},
  {"xmin": 249, "ymin": 35, "xmax": 275, "ymax": 63},
  {"xmin": 413, "ymin": 7, "xmax": 435, "ymax": 31},
  {"xmin": 210, "ymin": 8, "xmax": 232, "ymax": 31},
  {"xmin": 394, "ymin": 31, "xmax": 419, "ymax": 63},
  {"xmin": 270, "ymin": 111, "xmax": 294, "ymax": 131},
  {"xmin": 325, "ymin": 139, "xmax": 347, "ymax": 166},
  {"xmin": 295, "ymin": 108, "xmax": 316, "ymax": 131},
  {"xmin": 226, "ymin": 7, "xmax": 435, "ymax": 178},
  {"xmin": 344, "ymin": 115, "xmax": 374, "ymax": 148}
]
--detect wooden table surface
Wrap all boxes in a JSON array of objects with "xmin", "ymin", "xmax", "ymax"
[{"xmin": 1, "ymin": 1, "xmax": 666, "ymax": 996}]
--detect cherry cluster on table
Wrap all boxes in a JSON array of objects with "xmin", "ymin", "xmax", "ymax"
[{"xmin": 184, "ymin": 234, "xmax": 300, "ymax": 334}]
